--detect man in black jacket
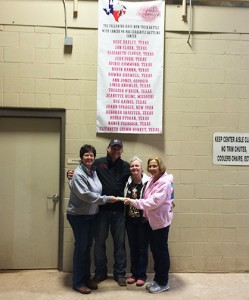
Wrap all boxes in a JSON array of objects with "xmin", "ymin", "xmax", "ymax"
[{"xmin": 93, "ymin": 139, "xmax": 130, "ymax": 287}]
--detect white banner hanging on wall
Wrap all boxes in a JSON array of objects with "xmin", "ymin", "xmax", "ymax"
[
  {"xmin": 96, "ymin": 0, "xmax": 165, "ymax": 134},
  {"xmin": 213, "ymin": 132, "xmax": 249, "ymax": 165}
]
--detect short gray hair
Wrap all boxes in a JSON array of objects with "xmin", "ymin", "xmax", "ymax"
[{"xmin": 129, "ymin": 156, "xmax": 143, "ymax": 166}]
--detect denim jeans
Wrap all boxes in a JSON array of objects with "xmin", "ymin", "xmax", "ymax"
[
  {"xmin": 67, "ymin": 214, "xmax": 95, "ymax": 288},
  {"xmin": 148, "ymin": 225, "xmax": 170, "ymax": 286},
  {"xmin": 125, "ymin": 218, "xmax": 149, "ymax": 281},
  {"xmin": 94, "ymin": 210, "xmax": 126, "ymax": 279}
]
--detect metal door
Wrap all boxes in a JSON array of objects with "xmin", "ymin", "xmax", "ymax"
[{"xmin": 0, "ymin": 117, "xmax": 60, "ymax": 269}]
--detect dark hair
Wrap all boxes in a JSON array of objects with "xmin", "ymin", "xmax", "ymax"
[{"xmin": 79, "ymin": 144, "xmax": 96, "ymax": 159}]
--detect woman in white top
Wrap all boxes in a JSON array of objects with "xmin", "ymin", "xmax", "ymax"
[{"xmin": 124, "ymin": 156, "xmax": 150, "ymax": 287}]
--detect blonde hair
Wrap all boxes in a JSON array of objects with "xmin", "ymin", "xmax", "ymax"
[{"xmin": 147, "ymin": 157, "xmax": 166, "ymax": 174}]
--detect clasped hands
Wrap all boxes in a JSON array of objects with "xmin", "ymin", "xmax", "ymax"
[{"xmin": 108, "ymin": 197, "xmax": 131, "ymax": 205}]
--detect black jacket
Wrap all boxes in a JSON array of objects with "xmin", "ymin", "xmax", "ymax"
[{"xmin": 95, "ymin": 155, "xmax": 130, "ymax": 211}]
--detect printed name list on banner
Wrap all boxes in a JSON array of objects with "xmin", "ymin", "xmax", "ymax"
[
  {"xmin": 96, "ymin": 0, "xmax": 165, "ymax": 134},
  {"xmin": 213, "ymin": 132, "xmax": 249, "ymax": 165}
]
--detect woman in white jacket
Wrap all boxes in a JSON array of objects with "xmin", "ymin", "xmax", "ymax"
[
  {"xmin": 124, "ymin": 157, "xmax": 174, "ymax": 294},
  {"xmin": 124, "ymin": 156, "xmax": 150, "ymax": 287}
]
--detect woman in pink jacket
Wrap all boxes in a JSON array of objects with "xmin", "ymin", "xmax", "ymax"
[{"xmin": 124, "ymin": 157, "xmax": 174, "ymax": 294}]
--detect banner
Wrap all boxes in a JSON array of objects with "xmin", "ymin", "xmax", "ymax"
[{"xmin": 96, "ymin": 0, "xmax": 165, "ymax": 134}]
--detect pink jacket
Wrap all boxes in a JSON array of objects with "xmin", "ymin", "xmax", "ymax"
[{"xmin": 129, "ymin": 172, "xmax": 174, "ymax": 230}]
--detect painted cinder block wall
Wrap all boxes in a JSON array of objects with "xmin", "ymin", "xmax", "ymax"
[{"xmin": 0, "ymin": 1, "xmax": 249, "ymax": 272}]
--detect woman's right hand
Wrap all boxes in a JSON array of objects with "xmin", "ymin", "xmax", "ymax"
[
  {"xmin": 124, "ymin": 198, "xmax": 132, "ymax": 205},
  {"xmin": 109, "ymin": 196, "xmax": 118, "ymax": 203}
]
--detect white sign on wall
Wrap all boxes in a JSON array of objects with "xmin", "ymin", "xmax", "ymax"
[{"xmin": 213, "ymin": 132, "xmax": 249, "ymax": 165}]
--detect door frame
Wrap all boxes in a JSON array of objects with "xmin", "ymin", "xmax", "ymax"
[{"xmin": 0, "ymin": 107, "xmax": 65, "ymax": 271}]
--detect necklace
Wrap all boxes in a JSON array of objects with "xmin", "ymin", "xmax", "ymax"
[
  {"xmin": 131, "ymin": 181, "xmax": 141, "ymax": 194},
  {"xmin": 132, "ymin": 184, "xmax": 138, "ymax": 193}
]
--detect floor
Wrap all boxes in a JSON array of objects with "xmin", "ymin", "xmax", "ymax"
[{"xmin": 0, "ymin": 270, "xmax": 249, "ymax": 300}]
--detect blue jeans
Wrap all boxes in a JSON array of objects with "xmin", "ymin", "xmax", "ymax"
[
  {"xmin": 94, "ymin": 210, "xmax": 126, "ymax": 279},
  {"xmin": 149, "ymin": 225, "xmax": 170, "ymax": 286},
  {"xmin": 67, "ymin": 214, "xmax": 95, "ymax": 289},
  {"xmin": 126, "ymin": 218, "xmax": 149, "ymax": 281}
]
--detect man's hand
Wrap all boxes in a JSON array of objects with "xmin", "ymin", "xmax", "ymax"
[{"xmin": 67, "ymin": 170, "xmax": 74, "ymax": 180}]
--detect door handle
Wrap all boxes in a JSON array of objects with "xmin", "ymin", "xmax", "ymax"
[{"xmin": 47, "ymin": 194, "xmax": 60, "ymax": 204}]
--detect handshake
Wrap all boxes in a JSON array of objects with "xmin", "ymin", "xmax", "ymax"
[{"xmin": 108, "ymin": 197, "xmax": 131, "ymax": 205}]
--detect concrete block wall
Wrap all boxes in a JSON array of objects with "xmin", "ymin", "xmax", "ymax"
[
  {"xmin": 1, "ymin": 23, "xmax": 249, "ymax": 272},
  {"xmin": 165, "ymin": 31, "xmax": 249, "ymax": 272}
]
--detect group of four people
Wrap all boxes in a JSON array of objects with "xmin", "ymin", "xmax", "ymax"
[{"xmin": 66, "ymin": 139, "xmax": 174, "ymax": 294}]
